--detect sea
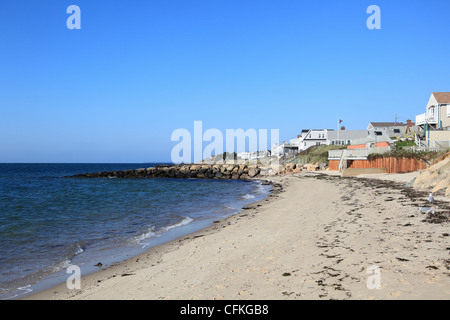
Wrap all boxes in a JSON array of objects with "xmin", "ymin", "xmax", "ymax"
[{"xmin": 0, "ymin": 163, "xmax": 271, "ymax": 299}]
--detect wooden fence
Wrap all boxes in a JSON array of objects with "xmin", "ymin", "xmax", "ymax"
[{"xmin": 329, "ymin": 157, "xmax": 426, "ymax": 173}]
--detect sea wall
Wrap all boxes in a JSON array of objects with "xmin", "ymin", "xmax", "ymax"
[{"xmin": 71, "ymin": 163, "xmax": 325, "ymax": 180}]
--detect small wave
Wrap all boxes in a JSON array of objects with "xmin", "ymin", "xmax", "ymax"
[
  {"xmin": 51, "ymin": 259, "xmax": 72, "ymax": 273},
  {"xmin": 252, "ymin": 181, "xmax": 268, "ymax": 194},
  {"xmin": 161, "ymin": 217, "xmax": 194, "ymax": 232},
  {"xmin": 72, "ymin": 244, "xmax": 84, "ymax": 256},
  {"xmin": 131, "ymin": 226, "xmax": 157, "ymax": 243},
  {"xmin": 242, "ymin": 194, "xmax": 255, "ymax": 199},
  {"xmin": 130, "ymin": 217, "xmax": 194, "ymax": 245},
  {"xmin": 4, "ymin": 285, "xmax": 33, "ymax": 300}
]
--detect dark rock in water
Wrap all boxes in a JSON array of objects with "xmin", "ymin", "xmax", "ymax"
[{"xmin": 95, "ymin": 262, "xmax": 103, "ymax": 267}]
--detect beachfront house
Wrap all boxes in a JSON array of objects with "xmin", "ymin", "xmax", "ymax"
[
  {"xmin": 299, "ymin": 129, "xmax": 331, "ymax": 151},
  {"xmin": 273, "ymin": 128, "xmax": 368, "ymax": 157},
  {"xmin": 367, "ymin": 121, "xmax": 415, "ymax": 138},
  {"xmin": 237, "ymin": 152, "xmax": 251, "ymax": 160},
  {"xmin": 271, "ymin": 130, "xmax": 325, "ymax": 157},
  {"xmin": 328, "ymin": 130, "xmax": 393, "ymax": 171},
  {"xmin": 271, "ymin": 142, "xmax": 299, "ymax": 157},
  {"xmin": 237, "ymin": 150, "xmax": 271, "ymax": 160},
  {"xmin": 348, "ymin": 130, "xmax": 393, "ymax": 149},
  {"xmin": 326, "ymin": 129, "xmax": 368, "ymax": 146},
  {"xmin": 415, "ymin": 92, "xmax": 450, "ymax": 149}
]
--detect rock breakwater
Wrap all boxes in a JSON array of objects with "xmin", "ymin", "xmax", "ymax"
[{"xmin": 71, "ymin": 162, "xmax": 325, "ymax": 180}]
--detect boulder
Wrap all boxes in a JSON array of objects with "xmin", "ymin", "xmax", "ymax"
[
  {"xmin": 248, "ymin": 167, "xmax": 260, "ymax": 178},
  {"xmin": 304, "ymin": 164, "xmax": 319, "ymax": 171},
  {"xmin": 239, "ymin": 164, "xmax": 247, "ymax": 171},
  {"xmin": 240, "ymin": 173, "xmax": 250, "ymax": 180},
  {"xmin": 225, "ymin": 165, "xmax": 235, "ymax": 172},
  {"xmin": 285, "ymin": 163, "xmax": 296, "ymax": 173},
  {"xmin": 231, "ymin": 173, "xmax": 240, "ymax": 180},
  {"xmin": 285, "ymin": 163, "xmax": 296, "ymax": 169}
]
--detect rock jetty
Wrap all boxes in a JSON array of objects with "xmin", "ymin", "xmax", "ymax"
[{"xmin": 71, "ymin": 162, "xmax": 327, "ymax": 180}]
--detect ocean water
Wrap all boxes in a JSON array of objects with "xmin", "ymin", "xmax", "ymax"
[{"xmin": 0, "ymin": 163, "xmax": 271, "ymax": 299}]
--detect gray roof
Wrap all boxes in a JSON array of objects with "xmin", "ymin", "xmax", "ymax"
[
  {"xmin": 327, "ymin": 130, "xmax": 368, "ymax": 141},
  {"xmin": 369, "ymin": 122, "xmax": 407, "ymax": 128}
]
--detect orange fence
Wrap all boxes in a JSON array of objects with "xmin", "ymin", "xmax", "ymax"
[{"xmin": 329, "ymin": 157, "xmax": 426, "ymax": 173}]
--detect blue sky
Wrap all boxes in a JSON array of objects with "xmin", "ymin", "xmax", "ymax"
[{"xmin": 1, "ymin": 0, "xmax": 449, "ymax": 163}]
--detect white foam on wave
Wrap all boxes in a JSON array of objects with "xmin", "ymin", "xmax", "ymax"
[
  {"xmin": 253, "ymin": 181, "xmax": 269, "ymax": 194},
  {"xmin": 242, "ymin": 194, "xmax": 255, "ymax": 199},
  {"xmin": 51, "ymin": 259, "xmax": 72, "ymax": 273},
  {"xmin": 73, "ymin": 244, "xmax": 84, "ymax": 256},
  {"xmin": 161, "ymin": 216, "xmax": 194, "ymax": 232},
  {"xmin": 131, "ymin": 226, "xmax": 157, "ymax": 243},
  {"xmin": 130, "ymin": 217, "xmax": 194, "ymax": 246},
  {"xmin": 4, "ymin": 285, "xmax": 33, "ymax": 300}
]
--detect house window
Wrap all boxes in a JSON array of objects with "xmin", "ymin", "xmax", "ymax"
[
  {"xmin": 347, "ymin": 140, "xmax": 351, "ymax": 145},
  {"xmin": 429, "ymin": 106, "xmax": 436, "ymax": 118},
  {"xmin": 393, "ymin": 129, "xmax": 400, "ymax": 134}
]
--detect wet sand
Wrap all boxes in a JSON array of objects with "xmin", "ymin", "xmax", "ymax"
[{"xmin": 27, "ymin": 172, "xmax": 450, "ymax": 300}]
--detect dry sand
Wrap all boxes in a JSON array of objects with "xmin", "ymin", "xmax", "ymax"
[{"xmin": 27, "ymin": 172, "xmax": 450, "ymax": 300}]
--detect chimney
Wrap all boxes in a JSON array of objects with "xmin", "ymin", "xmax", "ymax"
[
  {"xmin": 341, "ymin": 126, "xmax": 346, "ymax": 131},
  {"xmin": 406, "ymin": 119, "xmax": 414, "ymax": 127}
]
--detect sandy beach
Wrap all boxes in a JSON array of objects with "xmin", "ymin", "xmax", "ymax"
[{"xmin": 28, "ymin": 172, "xmax": 450, "ymax": 300}]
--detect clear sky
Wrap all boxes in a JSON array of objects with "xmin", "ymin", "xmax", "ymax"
[{"xmin": 1, "ymin": 0, "xmax": 449, "ymax": 163}]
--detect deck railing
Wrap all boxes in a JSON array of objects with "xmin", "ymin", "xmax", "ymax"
[{"xmin": 416, "ymin": 112, "xmax": 438, "ymax": 126}]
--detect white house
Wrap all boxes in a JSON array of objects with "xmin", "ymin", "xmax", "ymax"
[
  {"xmin": 237, "ymin": 150, "xmax": 271, "ymax": 160},
  {"xmin": 237, "ymin": 152, "xmax": 251, "ymax": 160},
  {"xmin": 272, "ymin": 128, "xmax": 369, "ymax": 157},
  {"xmin": 271, "ymin": 142, "xmax": 299, "ymax": 157},
  {"xmin": 299, "ymin": 129, "xmax": 331, "ymax": 151}
]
